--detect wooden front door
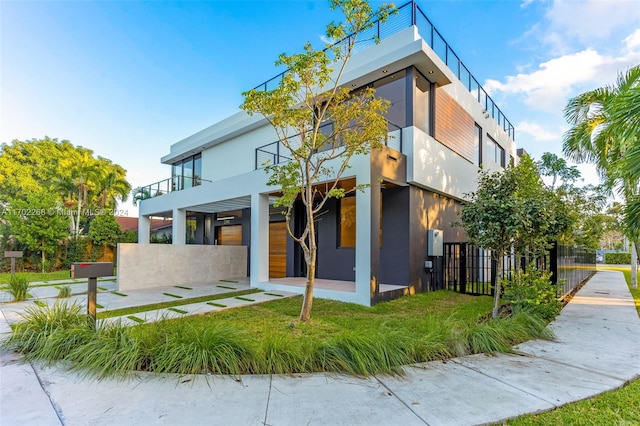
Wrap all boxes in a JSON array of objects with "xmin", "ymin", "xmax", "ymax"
[
  {"xmin": 217, "ymin": 225, "xmax": 242, "ymax": 246},
  {"xmin": 269, "ymin": 221, "xmax": 287, "ymax": 278}
]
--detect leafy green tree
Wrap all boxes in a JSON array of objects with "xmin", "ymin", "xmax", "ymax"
[
  {"xmin": 457, "ymin": 155, "xmax": 566, "ymax": 318},
  {"xmin": 6, "ymin": 191, "xmax": 68, "ymax": 273},
  {"xmin": 88, "ymin": 214, "xmax": 121, "ymax": 259},
  {"xmin": 242, "ymin": 0, "xmax": 394, "ymax": 322},
  {"xmin": 0, "ymin": 137, "xmax": 132, "ymax": 270},
  {"xmin": 563, "ymin": 65, "xmax": 640, "ymax": 288},
  {"xmin": 537, "ymin": 152, "xmax": 580, "ymax": 190}
]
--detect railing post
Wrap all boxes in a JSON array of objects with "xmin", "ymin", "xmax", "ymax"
[
  {"xmin": 460, "ymin": 243, "xmax": 467, "ymax": 294},
  {"xmin": 412, "ymin": 0, "xmax": 416, "ymax": 26}
]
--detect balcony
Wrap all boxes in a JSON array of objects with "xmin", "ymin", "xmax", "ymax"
[
  {"xmin": 134, "ymin": 175, "xmax": 212, "ymax": 202},
  {"xmin": 255, "ymin": 121, "xmax": 403, "ymax": 169}
]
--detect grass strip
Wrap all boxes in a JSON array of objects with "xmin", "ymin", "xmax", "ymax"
[
  {"xmin": 174, "ymin": 286, "xmax": 192, "ymax": 290},
  {"xmin": 96, "ymin": 303, "xmax": 104, "ymax": 309},
  {"xmin": 98, "ymin": 286, "xmax": 108, "ymax": 291},
  {"xmin": 219, "ymin": 279, "xmax": 239, "ymax": 283},
  {"xmin": 126, "ymin": 315, "xmax": 145, "ymax": 324},
  {"xmin": 33, "ymin": 300, "xmax": 47, "ymax": 307},
  {"xmin": 163, "ymin": 293, "xmax": 183, "ymax": 299},
  {"xmin": 264, "ymin": 292, "xmax": 284, "ymax": 297},
  {"xmin": 111, "ymin": 291, "xmax": 128, "ymax": 297},
  {"xmin": 234, "ymin": 296, "xmax": 255, "ymax": 302},
  {"xmin": 168, "ymin": 307, "xmax": 188, "ymax": 315},
  {"xmin": 216, "ymin": 285, "xmax": 237, "ymax": 290},
  {"xmin": 97, "ymin": 289, "xmax": 260, "ymax": 319},
  {"xmin": 206, "ymin": 302, "xmax": 227, "ymax": 308}
]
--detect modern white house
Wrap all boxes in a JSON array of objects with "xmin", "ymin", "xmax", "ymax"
[{"xmin": 136, "ymin": 1, "xmax": 518, "ymax": 306}]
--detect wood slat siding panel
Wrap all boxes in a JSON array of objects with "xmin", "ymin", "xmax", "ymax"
[
  {"xmin": 269, "ymin": 222, "xmax": 287, "ymax": 278},
  {"xmin": 435, "ymin": 88, "xmax": 475, "ymax": 163},
  {"xmin": 218, "ymin": 225, "xmax": 242, "ymax": 246}
]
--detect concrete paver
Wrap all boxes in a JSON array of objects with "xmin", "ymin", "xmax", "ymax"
[{"xmin": 1, "ymin": 270, "xmax": 639, "ymax": 426}]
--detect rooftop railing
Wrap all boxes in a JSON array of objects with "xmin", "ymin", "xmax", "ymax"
[{"xmin": 252, "ymin": 0, "xmax": 514, "ymax": 140}]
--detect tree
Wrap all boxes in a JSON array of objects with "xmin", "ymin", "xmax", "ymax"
[
  {"xmin": 88, "ymin": 214, "xmax": 121, "ymax": 259},
  {"xmin": 241, "ymin": 0, "xmax": 394, "ymax": 322},
  {"xmin": 0, "ymin": 137, "xmax": 132, "ymax": 269},
  {"xmin": 6, "ymin": 191, "xmax": 68, "ymax": 272},
  {"xmin": 563, "ymin": 65, "xmax": 640, "ymax": 288},
  {"xmin": 94, "ymin": 158, "xmax": 131, "ymax": 209},
  {"xmin": 457, "ymin": 155, "xmax": 565, "ymax": 318},
  {"xmin": 537, "ymin": 152, "xmax": 580, "ymax": 190}
]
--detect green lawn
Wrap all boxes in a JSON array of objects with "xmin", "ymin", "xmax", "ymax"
[
  {"xmin": 504, "ymin": 265, "xmax": 640, "ymax": 425},
  {"xmin": 0, "ymin": 269, "xmax": 117, "ymax": 286},
  {"xmin": 0, "ymin": 270, "xmax": 73, "ymax": 284}
]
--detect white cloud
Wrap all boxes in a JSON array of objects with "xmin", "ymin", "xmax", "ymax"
[
  {"xmin": 517, "ymin": 121, "xmax": 563, "ymax": 142},
  {"xmin": 485, "ymin": 29, "xmax": 640, "ymax": 111}
]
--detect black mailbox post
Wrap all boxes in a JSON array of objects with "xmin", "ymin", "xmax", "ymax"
[{"xmin": 70, "ymin": 262, "xmax": 113, "ymax": 329}]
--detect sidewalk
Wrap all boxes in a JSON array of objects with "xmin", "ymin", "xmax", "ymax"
[{"xmin": 1, "ymin": 270, "xmax": 639, "ymax": 425}]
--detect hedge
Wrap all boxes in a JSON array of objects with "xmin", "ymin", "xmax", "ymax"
[{"xmin": 604, "ymin": 252, "xmax": 632, "ymax": 265}]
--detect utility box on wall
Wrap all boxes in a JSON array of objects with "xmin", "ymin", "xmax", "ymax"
[{"xmin": 427, "ymin": 229, "xmax": 443, "ymax": 257}]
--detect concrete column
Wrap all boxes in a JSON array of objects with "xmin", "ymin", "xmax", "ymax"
[
  {"xmin": 250, "ymin": 193, "xmax": 269, "ymax": 286},
  {"xmin": 138, "ymin": 215, "xmax": 151, "ymax": 244},
  {"xmin": 172, "ymin": 208, "xmax": 186, "ymax": 245},
  {"xmin": 355, "ymin": 169, "xmax": 373, "ymax": 306}
]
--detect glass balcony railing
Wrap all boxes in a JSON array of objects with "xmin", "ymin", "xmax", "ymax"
[{"xmin": 134, "ymin": 175, "xmax": 211, "ymax": 203}]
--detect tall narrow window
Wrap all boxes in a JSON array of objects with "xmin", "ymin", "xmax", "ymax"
[
  {"xmin": 183, "ymin": 158, "xmax": 193, "ymax": 188},
  {"xmin": 339, "ymin": 197, "xmax": 356, "ymax": 248},
  {"xmin": 486, "ymin": 135, "xmax": 505, "ymax": 167},
  {"xmin": 475, "ymin": 124, "xmax": 483, "ymax": 166},
  {"xmin": 193, "ymin": 154, "xmax": 202, "ymax": 186}
]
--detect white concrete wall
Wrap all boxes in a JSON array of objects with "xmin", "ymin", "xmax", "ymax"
[
  {"xmin": 405, "ymin": 127, "xmax": 478, "ymax": 200},
  {"xmin": 201, "ymin": 124, "xmax": 279, "ymax": 182},
  {"xmin": 117, "ymin": 243, "xmax": 247, "ymax": 291}
]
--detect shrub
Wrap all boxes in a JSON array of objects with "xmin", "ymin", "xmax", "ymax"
[
  {"xmin": 604, "ymin": 252, "xmax": 631, "ymax": 265},
  {"xmin": 502, "ymin": 267, "xmax": 561, "ymax": 321},
  {"xmin": 57, "ymin": 286, "xmax": 72, "ymax": 298},
  {"xmin": 4, "ymin": 274, "xmax": 30, "ymax": 301}
]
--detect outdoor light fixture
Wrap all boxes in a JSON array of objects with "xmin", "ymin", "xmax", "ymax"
[
  {"xmin": 216, "ymin": 216, "xmax": 235, "ymax": 221},
  {"xmin": 428, "ymin": 70, "xmax": 434, "ymax": 74}
]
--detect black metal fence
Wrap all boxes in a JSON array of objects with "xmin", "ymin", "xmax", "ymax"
[
  {"xmin": 443, "ymin": 242, "xmax": 595, "ymax": 298},
  {"xmin": 551, "ymin": 244, "xmax": 597, "ymax": 299}
]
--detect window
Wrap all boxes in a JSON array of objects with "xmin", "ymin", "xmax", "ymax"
[
  {"xmin": 475, "ymin": 124, "xmax": 482, "ymax": 166},
  {"xmin": 486, "ymin": 136, "xmax": 505, "ymax": 167},
  {"xmin": 172, "ymin": 153, "xmax": 202, "ymax": 190},
  {"xmin": 374, "ymin": 69, "xmax": 407, "ymax": 129},
  {"xmin": 339, "ymin": 197, "xmax": 356, "ymax": 248},
  {"xmin": 186, "ymin": 217, "xmax": 197, "ymax": 244}
]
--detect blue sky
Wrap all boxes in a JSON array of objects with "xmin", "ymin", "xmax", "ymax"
[{"xmin": 2, "ymin": 0, "xmax": 639, "ymax": 216}]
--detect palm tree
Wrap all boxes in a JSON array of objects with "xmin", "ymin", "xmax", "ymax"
[
  {"xmin": 60, "ymin": 148, "xmax": 99, "ymax": 236},
  {"xmin": 94, "ymin": 158, "xmax": 131, "ymax": 209},
  {"xmin": 563, "ymin": 65, "xmax": 640, "ymax": 288}
]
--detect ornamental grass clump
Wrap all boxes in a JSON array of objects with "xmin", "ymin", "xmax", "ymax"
[
  {"xmin": 4, "ymin": 273, "xmax": 30, "ymax": 302},
  {"xmin": 2, "ymin": 302, "xmax": 92, "ymax": 364}
]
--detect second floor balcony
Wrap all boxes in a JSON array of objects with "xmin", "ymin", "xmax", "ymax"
[{"xmin": 134, "ymin": 175, "xmax": 212, "ymax": 202}]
